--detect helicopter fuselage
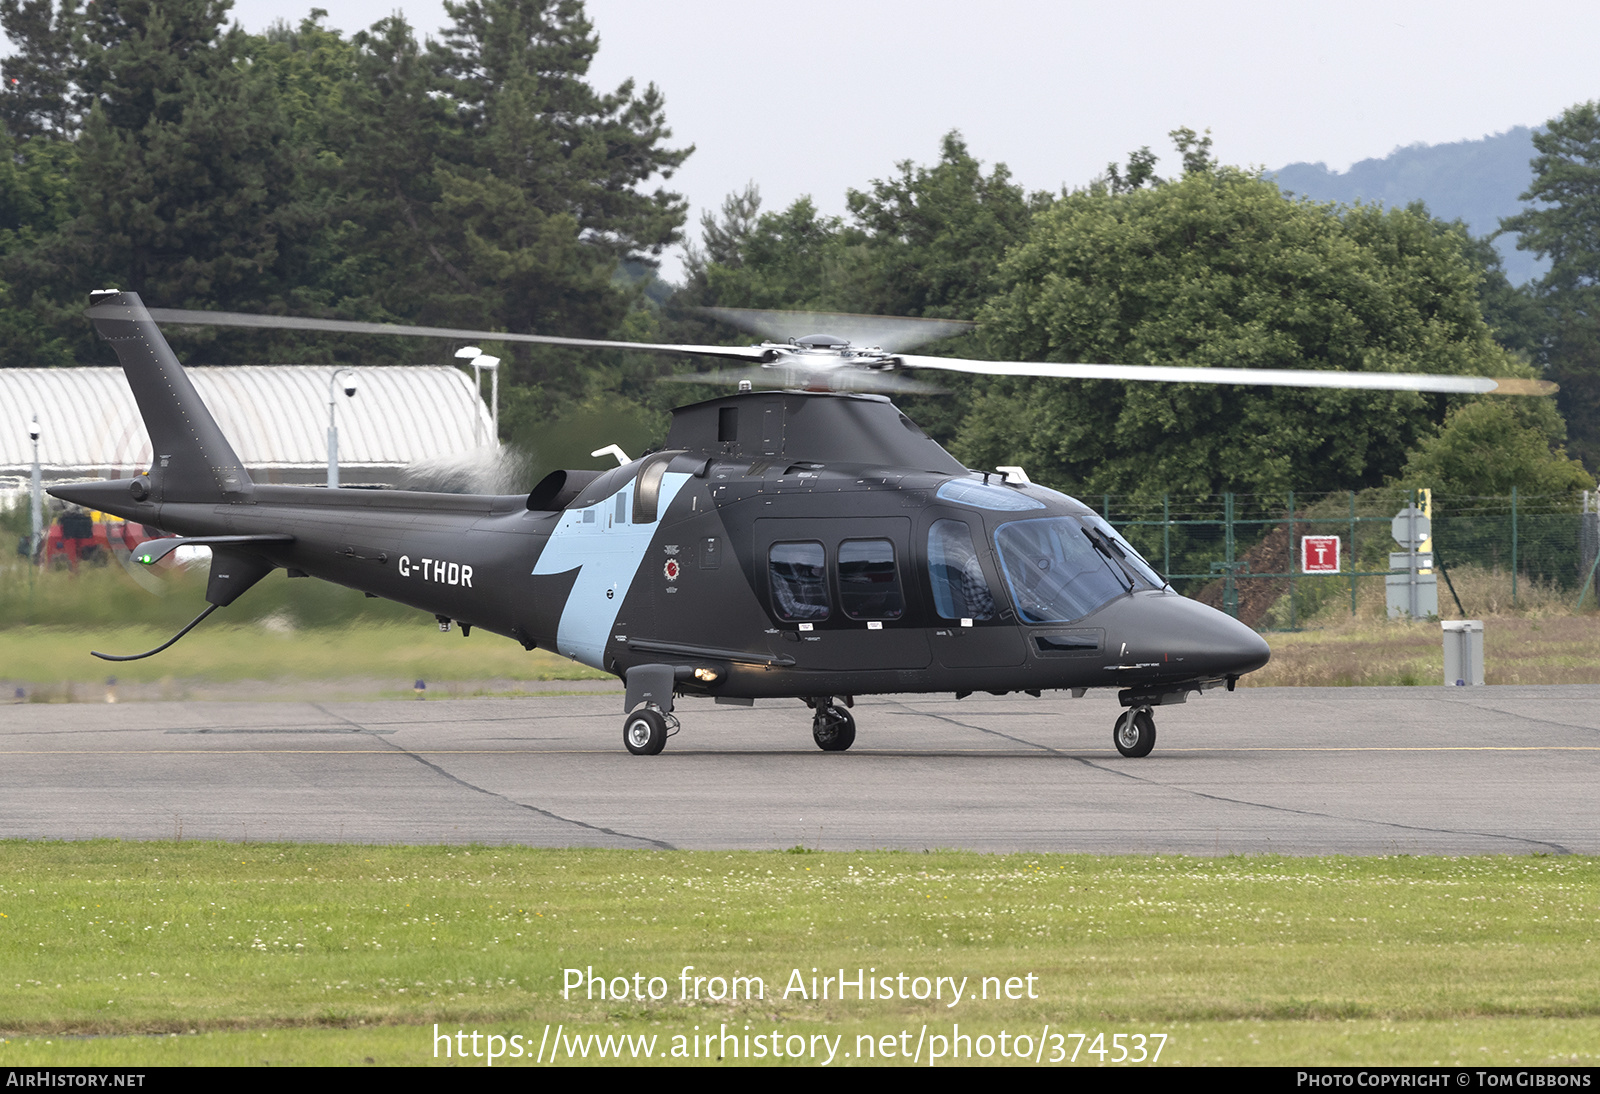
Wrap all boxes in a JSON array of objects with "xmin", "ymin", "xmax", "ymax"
[
  {"xmin": 50, "ymin": 291, "xmax": 1270, "ymax": 755},
  {"xmin": 71, "ymin": 389, "xmax": 1269, "ymax": 711}
]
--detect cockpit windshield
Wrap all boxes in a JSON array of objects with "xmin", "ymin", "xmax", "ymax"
[{"xmin": 993, "ymin": 517, "xmax": 1160, "ymax": 624}]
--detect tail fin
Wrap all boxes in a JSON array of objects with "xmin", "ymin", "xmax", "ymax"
[{"xmin": 85, "ymin": 290, "xmax": 252, "ymax": 501}]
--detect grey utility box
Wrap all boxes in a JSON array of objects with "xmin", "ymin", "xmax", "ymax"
[
  {"xmin": 1387, "ymin": 553, "xmax": 1439, "ymax": 619},
  {"xmin": 1387, "ymin": 505, "xmax": 1437, "ymax": 620},
  {"xmin": 1441, "ymin": 620, "xmax": 1484, "ymax": 686}
]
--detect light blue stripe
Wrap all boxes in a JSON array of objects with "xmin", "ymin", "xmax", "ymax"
[{"xmin": 531, "ymin": 472, "xmax": 691, "ymax": 668}]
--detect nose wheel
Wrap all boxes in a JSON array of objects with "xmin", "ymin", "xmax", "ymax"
[
  {"xmin": 809, "ymin": 700, "xmax": 856, "ymax": 752},
  {"xmin": 1113, "ymin": 707, "xmax": 1156, "ymax": 757}
]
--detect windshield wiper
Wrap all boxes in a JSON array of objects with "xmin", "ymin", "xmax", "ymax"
[
  {"xmin": 1084, "ymin": 523, "xmax": 1172, "ymax": 592},
  {"xmin": 1081, "ymin": 527, "xmax": 1135, "ymax": 593}
]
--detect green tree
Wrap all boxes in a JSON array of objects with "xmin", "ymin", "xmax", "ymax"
[
  {"xmin": 0, "ymin": 124, "xmax": 79, "ymax": 365},
  {"xmin": 682, "ymin": 181, "xmax": 761, "ymax": 277},
  {"xmin": 1168, "ymin": 126, "xmax": 1216, "ymax": 176},
  {"xmin": 299, "ymin": 0, "xmax": 690, "ymax": 402},
  {"xmin": 843, "ymin": 132, "xmax": 1051, "ymax": 320},
  {"xmin": 0, "ymin": 0, "xmax": 307, "ymax": 360},
  {"xmin": 1500, "ymin": 100, "xmax": 1600, "ymax": 470},
  {"xmin": 670, "ymin": 134, "xmax": 1049, "ymax": 440},
  {"xmin": 0, "ymin": 0, "xmax": 692, "ymax": 387},
  {"xmin": 684, "ymin": 133, "xmax": 1046, "ymax": 320},
  {"xmin": 0, "ymin": 0, "xmax": 82, "ymax": 140},
  {"xmin": 1396, "ymin": 399, "xmax": 1592, "ymax": 497},
  {"xmin": 1466, "ymin": 234, "xmax": 1548, "ymax": 360},
  {"xmin": 435, "ymin": 0, "xmax": 688, "ymax": 271},
  {"xmin": 0, "ymin": 0, "xmax": 84, "ymax": 366},
  {"xmin": 961, "ymin": 144, "xmax": 1537, "ymax": 501},
  {"xmin": 1104, "ymin": 146, "xmax": 1160, "ymax": 194},
  {"xmin": 695, "ymin": 195, "xmax": 850, "ymax": 312}
]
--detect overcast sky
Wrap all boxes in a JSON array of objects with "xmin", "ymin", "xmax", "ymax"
[{"xmin": 9, "ymin": 1, "xmax": 1599, "ymax": 279}]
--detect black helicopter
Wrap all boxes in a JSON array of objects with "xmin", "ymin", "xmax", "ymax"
[{"xmin": 50, "ymin": 292, "xmax": 1550, "ymax": 758}]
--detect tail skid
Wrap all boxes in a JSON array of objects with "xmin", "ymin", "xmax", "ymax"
[{"xmin": 92, "ymin": 603, "xmax": 219, "ymax": 662}]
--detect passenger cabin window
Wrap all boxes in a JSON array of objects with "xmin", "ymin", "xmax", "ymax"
[
  {"xmin": 927, "ymin": 519, "xmax": 996, "ymax": 620},
  {"xmin": 769, "ymin": 542, "xmax": 829, "ymax": 621},
  {"xmin": 838, "ymin": 539, "xmax": 904, "ymax": 620}
]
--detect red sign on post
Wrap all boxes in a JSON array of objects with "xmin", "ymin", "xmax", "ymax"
[{"xmin": 1301, "ymin": 535, "xmax": 1341, "ymax": 574}]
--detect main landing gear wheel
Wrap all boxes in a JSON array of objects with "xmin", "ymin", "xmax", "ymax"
[
  {"xmin": 812, "ymin": 705, "xmax": 856, "ymax": 752},
  {"xmin": 1113, "ymin": 707, "xmax": 1156, "ymax": 758},
  {"xmin": 624, "ymin": 707, "xmax": 668, "ymax": 756}
]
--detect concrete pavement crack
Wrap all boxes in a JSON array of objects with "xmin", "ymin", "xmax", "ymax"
[
  {"xmin": 886, "ymin": 699, "xmax": 1574, "ymax": 855},
  {"xmin": 311, "ymin": 703, "xmax": 676, "ymax": 849},
  {"xmin": 1454, "ymin": 701, "xmax": 1600, "ymax": 737},
  {"xmin": 1068, "ymin": 753, "xmax": 1573, "ymax": 855}
]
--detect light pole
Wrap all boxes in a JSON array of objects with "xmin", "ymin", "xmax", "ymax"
[
  {"xmin": 27, "ymin": 414, "xmax": 42, "ymax": 558},
  {"xmin": 479, "ymin": 356, "xmax": 500, "ymax": 442},
  {"xmin": 327, "ymin": 369, "xmax": 358, "ymax": 488},
  {"xmin": 454, "ymin": 346, "xmax": 501, "ymax": 444}
]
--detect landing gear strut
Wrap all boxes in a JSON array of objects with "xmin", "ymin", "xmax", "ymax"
[
  {"xmin": 1113, "ymin": 706, "xmax": 1156, "ymax": 758},
  {"xmin": 806, "ymin": 696, "xmax": 856, "ymax": 752}
]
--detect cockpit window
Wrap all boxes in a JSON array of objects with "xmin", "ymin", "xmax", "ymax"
[
  {"xmin": 993, "ymin": 518, "xmax": 1133, "ymax": 624},
  {"xmin": 927, "ymin": 519, "xmax": 996, "ymax": 620},
  {"xmin": 769, "ymin": 541, "xmax": 829, "ymax": 621}
]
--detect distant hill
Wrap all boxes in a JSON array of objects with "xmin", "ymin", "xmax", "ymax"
[{"xmin": 1272, "ymin": 127, "xmax": 1549, "ymax": 286}]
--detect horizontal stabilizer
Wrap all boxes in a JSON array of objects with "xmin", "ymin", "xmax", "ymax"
[{"xmin": 132, "ymin": 534, "xmax": 295, "ymax": 566}]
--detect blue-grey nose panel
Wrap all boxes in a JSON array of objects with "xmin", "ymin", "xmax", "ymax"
[{"xmin": 1086, "ymin": 592, "xmax": 1271, "ymax": 678}]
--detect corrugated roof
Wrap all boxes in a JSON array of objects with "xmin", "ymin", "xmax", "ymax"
[{"xmin": 1, "ymin": 366, "xmax": 494, "ymax": 474}]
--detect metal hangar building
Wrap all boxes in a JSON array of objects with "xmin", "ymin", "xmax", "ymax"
[{"xmin": 2, "ymin": 365, "xmax": 495, "ymax": 504}]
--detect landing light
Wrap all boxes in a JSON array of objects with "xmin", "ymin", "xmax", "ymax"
[{"xmin": 693, "ymin": 668, "xmax": 719, "ymax": 682}]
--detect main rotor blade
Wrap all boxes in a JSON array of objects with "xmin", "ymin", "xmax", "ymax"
[
  {"xmin": 895, "ymin": 354, "xmax": 1557, "ymax": 396},
  {"xmin": 143, "ymin": 308, "xmax": 770, "ymax": 364},
  {"xmin": 698, "ymin": 307, "xmax": 975, "ymax": 354}
]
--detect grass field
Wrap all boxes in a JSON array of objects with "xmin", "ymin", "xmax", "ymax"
[
  {"xmin": 1246, "ymin": 613, "xmax": 1600, "ymax": 688},
  {"xmin": 0, "ymin": 844, "xmax": 1595, "ymax": 1066},
  {"xmin": 4, "ymin": 555, "xmax": 1598, "ymax": 696},
  {"xmin": 0, "ymin": 624, "xmax": 610, "ymax": 698},
  {"xmin": 1247, "ymin": 566, "xmax": 1600, "ymax": 687},
  {"xmin": 3, "ymin": 611, "xmax": 1596, "ymax": 698},
  {"xmin": 1, "ymin": 561, "xmax": 614, "ymax": 698}
]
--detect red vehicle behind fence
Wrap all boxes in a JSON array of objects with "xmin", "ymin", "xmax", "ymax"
[{"xmin": 41, "ymin": 511, "xmax": 156, "ymax": 570}]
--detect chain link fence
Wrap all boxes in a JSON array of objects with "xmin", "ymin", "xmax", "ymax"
[{"xmin": 1093, "ymin": 488, "xmax": 1600, "ymax": 629}]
